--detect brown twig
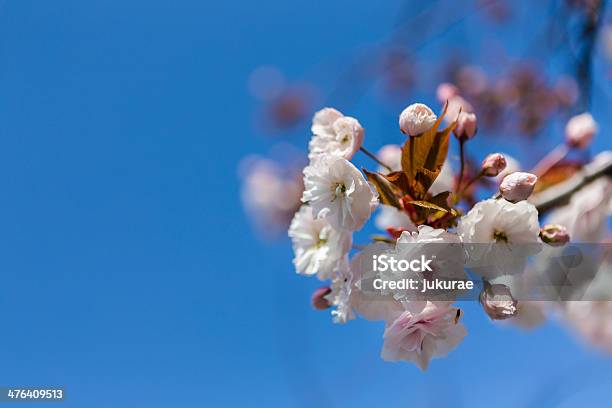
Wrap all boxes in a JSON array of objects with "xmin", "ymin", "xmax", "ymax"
[
  {"xmin": 530, "ymin": 154, "xmax": 612, "ymax": 213},
  {"xmin": 359, "ymin": 146, "xmax": 393, "ymax": 172}
]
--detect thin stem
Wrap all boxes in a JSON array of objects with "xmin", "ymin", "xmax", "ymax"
[
  {"xmin": 359, "ymin": 146, "xmax": 393, "ymax": 172},
  {"xmin": 460, "ymin": 170, "xmax": 484, "ymax": 195},
  {"xmin": 530, "ymin": 144, "xmax": 569, "ymax": 177},
  {"xmin": 457, "ymin": 139, "xmax": 466, "ymax": 192}
]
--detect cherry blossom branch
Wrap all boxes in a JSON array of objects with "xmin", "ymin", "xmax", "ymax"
[
  {"xmin": 530, "ymin": 144, "xmax": 569, "ymax": 177},
  {"xmin": 530, "ymin": 154, "xmax": 612, "ymax": 213},
  {"xmin": 359, "ymin": 146, "xmax": 393, "ymax": 172}
]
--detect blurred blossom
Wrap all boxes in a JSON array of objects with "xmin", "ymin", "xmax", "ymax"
[
  {"xmin": 477, "ymin": 0, "xmax": 513, "ymax": 24},
  {"xmin": 453, "ymin": 112, "xmax": 478, "ymax": 141},
  {"xmin": 240, "ymin": 155, "xmax": 304, "ymax": 238},
  {"xmin": 451, "ymin": 64, "xmax": 574, "ymax": 136},
  {"xmin": 263, "ymin": 86, "xmax": 315, "ymax": 130},
  {"xmin": 565, "ymin": 112, "xmax": 598, "ymax": 149},
  {"xmin": 566, "ymin": 0, "xmax": 603, "ymax": 20},
  {"xmin": 602, "ymin": 24, "xmax": 612, "ymax": 60},
  {"xmin": 495, "ymin": 153, "xmax": 521, "ymax": 183},
  {"xmin": 456, "ymin": 65, "xmax": 488, "ymax": 96},
  {"xmin": 563, "ymin": 260, "xmax": 612, "ymax": 353},
  {"xmin": 436, "ymin": 82, "xmax": 459, "ymax": 103},
  {"xmin": 482, "ymin": 153, "xmax": 507, "ymax": 177},
  {"xmin": 248, "ymin": 65, "xmax": 286, "ymax": 101},
  {"xmin": 444, "ymin": 95, "xmax": 474, "ymax": 124},
  {"xmin": 377, "ymin": 144, "xmax": 402, "ymax": 172},
  {"xmin": 546, "ymin": 176, "xmax": 612, "ymax": 241},
  {"xmin": 379, "ymin": 48, "xmax": 414, "ymax": 98},
  {"xmin": 565, "ymin": 299, "xmax": 612, "ymax": 353},
  {"xmin": 554, "ymin": 76, "xmax": 580, "ymax": 107},
  {"xmin": 509, "ymin": 301, "xmax": 547, "ymax": 329},
  {"xmin": 249, "ymin": 66, "xmax": 318, "ymax": 132}
]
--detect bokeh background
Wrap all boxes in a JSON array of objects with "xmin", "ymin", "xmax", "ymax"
[{"xmin": 0, "ymin": 0, "xmax": 611, "ymax": 407}]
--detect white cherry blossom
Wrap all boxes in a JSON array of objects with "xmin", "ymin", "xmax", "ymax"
[
  {"xmin": 565, "ymin": 112, "xmax": 597, "ymax": 149},
  {"xmin": 302, "ymin": 156, "xmax": 378, "ymax": 231},
  {"xmin": 288, "ymin": 205, "xmax": 351, "ymax": 280},
  {"xmin": 308, "ymin": 108, "xmax": 364, "ymax": 163},
  {"xmin": 326, "ymin": 258, "xmax": 355, "ymax": 324},
  {"xmin": 546, "ymin": 177, "xmax": 612, "ymax": 241},
  {"xmin": 457, "ymin": 198, "xmax": 540, "ymax": 277}
]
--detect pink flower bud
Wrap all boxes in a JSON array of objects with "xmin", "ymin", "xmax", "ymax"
[
  {"xmin": 453, "ymin": 112, "xmax": 478, "ymax": 141},
  {"xmin": 565, "ymin": 112, "xmax": 597, "ymax": 149},
  {"xmin": 311, "ymin": 286, "xmax": 332, "ymax": 310},
  {"xmin": 481, "ymin": 153, "xmax": 507, "ymax": 177},
  {"xmin": 540, "ymin": 224, "xmax": 570, "ymax": 246},
  {"xmin": 499, "ymin": 171, "xmax": 538, "ymax": 202},
  {"xmin": 399, "ymin": 103, "xmax": 437, "ymax": 136},
  {"xmin": 480, "ymin": 284, "xmax": 518, "ymax": 320},
  {"xmin": 436, "ymin": 82, "xmax": 459, "ymax": 103}
]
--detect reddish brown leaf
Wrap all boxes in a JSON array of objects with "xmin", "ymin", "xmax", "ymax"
[
  {"xmin": 534, "ymin": 161, "xmax": 582, "ymax": 193},
  {"xmin": 400, "ymin": 103, "xmax": 455, "ymax": 198},
  {"xmin": 363, "ymin": 169, "xmax": 402, "ymax": 209}
]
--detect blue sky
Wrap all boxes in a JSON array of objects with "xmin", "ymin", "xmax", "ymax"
[{"xmin": 0, "ymin": 0, "xmax": 610, "ymax": 407}]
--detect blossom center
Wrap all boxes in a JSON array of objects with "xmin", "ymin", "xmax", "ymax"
[
  {"xmin": 333, "ymin": 183, "xmax": 347, "ymax": 200},
  {"xmin": 492, "ymin": 230, "xmax": 509, "ymax": 243},
  {"xmin": 314, "ymin": 238, "xmax": 327, "ymax": 249}
]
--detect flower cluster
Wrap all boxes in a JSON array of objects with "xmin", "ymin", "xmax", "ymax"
[{"xmin": 286, "ymin": 100, "xmax": 610, "ymax": 369}]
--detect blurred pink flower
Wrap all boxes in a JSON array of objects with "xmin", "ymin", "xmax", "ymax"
[
  {"xmin": 565, "ymin": 300, "xmax": 612, "ymax": 353},
  {"xmin": 240, "ymin": 156, "xmax": 304, "ymax": 236},
  {"xmin": 436, "ymin": 82, "xmax": 459, "ymax": 103},
  {"xmin": 454, "ymin": 112, "xmax": 478, "ymax": 141},
  {"xmin": 445, "ymin": 95, "xmax": 474, "ymax": 124},
  {"xmin": 481, "ymin": 153, "xmax": 507, "ymax": 177},
  {"xmin": 565, "ymin": 112, "xmax": 597, "ymax": 149}
]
